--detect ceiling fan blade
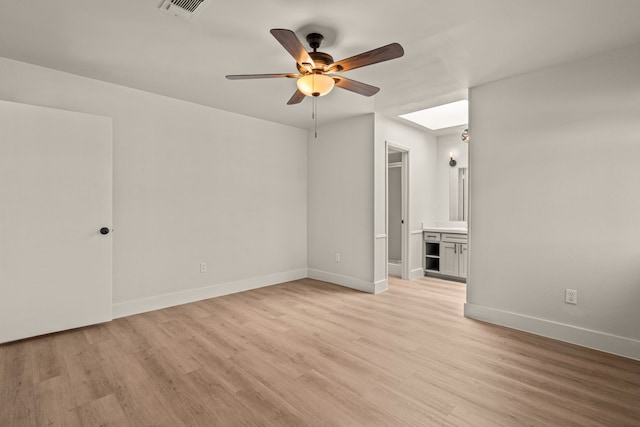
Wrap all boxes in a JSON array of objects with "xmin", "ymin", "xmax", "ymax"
[
  {"xmin": 330, "ymin": 43, "xmax": 404, "ymax": 72},
  {"xmin": 332, "ymin": 76, "xmax": 380, "ymax": 97},
  {"xmin": 270, "ymin": 29, "xmax": 315, "ymax": 68},
  {"xmin": 226, "ymin": 73, "xmax": 299, "ymax": 80},
  {"xmin": 287, "ymin": 89, "xmax": 306, "ymax": 105}
]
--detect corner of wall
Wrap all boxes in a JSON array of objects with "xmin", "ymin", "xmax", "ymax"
[{"xmin": 114, "ymin": 268, "xmax": 308, "ymax": 318}]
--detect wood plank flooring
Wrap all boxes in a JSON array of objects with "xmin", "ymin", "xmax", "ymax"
[{"xmin": 1, "ymin": 276, "xmax": 639, "ymax": 426}]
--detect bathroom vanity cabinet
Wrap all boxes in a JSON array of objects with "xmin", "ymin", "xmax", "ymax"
[{"xmin": 423, "ymin": 229, "xmax": 468, "ymax": 281}]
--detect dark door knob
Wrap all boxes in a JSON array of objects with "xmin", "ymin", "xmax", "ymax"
[{"xmin": 100, "ymin": 227, "xmax": 110, "ymax": 235}]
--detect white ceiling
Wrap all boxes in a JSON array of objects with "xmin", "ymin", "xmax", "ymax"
[{"xmin": 1, "ymin": 0, "xmax": 640, "ymax": 129}]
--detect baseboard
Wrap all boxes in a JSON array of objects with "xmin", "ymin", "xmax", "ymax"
[
  {"xmin": 409, "ymin": 267, "xmax": 424, "ymax": 281},
  {"xmin": 373, "ymin": 279, "xmax": 388, "ymax": 294},
  {"xmin": 388, "ymin": 262, "xmax": 402, "ymax": 277},
  {"xmin": 425, "ymin": 271, "xmax": 466, "ymax": 283},
  {"xmin": 307, "ymin": 268, "xmax": 376, "ymax": 294},
  {"xmin": 464, "ymin": 303, "xmax": 640, "ymax": 361},
  {"xmin": 113, "ymin": 268, "xmax": 308, "ymax": 319}
]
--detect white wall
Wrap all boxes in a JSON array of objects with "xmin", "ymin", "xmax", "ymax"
[
  {"xmin": 374, "ymin": 115, "xmax": 438, "ymax": 283},
  {"xmin": 435, "ymin": 133, "xmax": 469, "ymax": 227},
  {"xmin": 307, "ymin": 115, "xmax": 376, "ymax": 292},
  {"xmin": 466, "ymin": 44, "xmax": 640, "ymax": 360},
  {"xmin": 0, "ymin": 57, "xmax": 308, "ymax": 317},
  {"xmin": 307, "ymin": 114, "xmax": 437, "ymax": 291}
]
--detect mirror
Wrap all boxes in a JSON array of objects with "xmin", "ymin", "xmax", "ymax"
[{"xmin": 449, "ymin": 167, "xmax": 468, "ymax": 221}]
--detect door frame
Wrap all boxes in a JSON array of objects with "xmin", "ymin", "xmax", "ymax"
[{"xmin": 385, "ymin": 141, "xmax": 410, "ymax": 280}]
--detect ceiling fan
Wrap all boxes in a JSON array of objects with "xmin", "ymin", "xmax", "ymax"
[{"xmin": 226, "ymin": 29, "xmax": 404, "ymax": 105}]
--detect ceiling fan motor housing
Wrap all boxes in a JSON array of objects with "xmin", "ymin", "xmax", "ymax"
[
  {"xmin": 295, "ymin": 33, "xmax": 335, "ymax": 74},
  {"xmin": 297, "ymin": 51, "xmax": 334, "ymax": 73}
]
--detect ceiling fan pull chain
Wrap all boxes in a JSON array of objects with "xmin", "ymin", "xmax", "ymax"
[{"xmin": 314, "ymin": 96, "xmax": 318, "ymax": 139}]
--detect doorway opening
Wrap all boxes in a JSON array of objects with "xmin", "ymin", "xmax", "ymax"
[{"xmin": 386, "ymin": 142, "xmax": 410, "ymax": 280}]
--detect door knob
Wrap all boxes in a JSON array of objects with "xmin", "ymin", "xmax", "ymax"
[{"xmin": 99, "ymin": 227, "xmax": 110, "ymax": 235}]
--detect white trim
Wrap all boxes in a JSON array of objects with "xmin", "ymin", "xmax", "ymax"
[
  {"xmin": 375, "ymin": 234, "xmax": 387, "ymax": 239},
  {"xmin": 410, "ymin": 229, "xmax": 423, "ymax": 235},
  {"xmin": 113, "ymin": 268, "xmax": 307, "ymax": 319},
  {"xmin": 386, "ymin": 141, "xmax": 412, "ymax": 152},
  {"xmin": 373, "ymin": 279, "xmax": 389, "ymax": 294},
  {"xmin": 464, "ymin": 303, "xmax": 640, "ymax": 361},
  {"xmin": 388, "ymin": 261, "xmax": 402, "ymax": 277},
  {"xmin": 384, "ymin": 145, "xmax": 389, "ymax": 281},
  {"xmin": 308, "ymin": 268, "xmax": 376, "ymax": 294},
  {"xmin": 409, "ymin": 267, "xmax": 424, "ymax": 280}
]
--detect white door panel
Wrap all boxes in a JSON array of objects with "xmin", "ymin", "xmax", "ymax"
[
  {"xmin": 0, "ymin": 100, "xmax": 112, "ymax": 343},
  {"xmin": 440, "ymin": 242, "xmax": 459, "ymax": 277}
]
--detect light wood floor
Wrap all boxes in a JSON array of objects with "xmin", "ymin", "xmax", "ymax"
[{"xmin": 2, "ymin": 276, "xmax": 639, "ymax": 426}]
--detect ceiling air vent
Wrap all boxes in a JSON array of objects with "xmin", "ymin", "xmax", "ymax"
[{"xmin": 158, "ymin": 0, "xmax": 205, "ymax": 18}]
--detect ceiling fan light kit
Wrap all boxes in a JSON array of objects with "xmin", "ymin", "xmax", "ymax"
[{"xmin": 296, "ymin": 73, "xmax": 335, "ymax": 97}]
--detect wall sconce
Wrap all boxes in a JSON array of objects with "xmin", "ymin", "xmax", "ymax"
[
  {"xmin": 461, "ymin": 128, "xmax": 469, "ymax": 142},
  {"xmin": 449, "ymin": 152, "xmax": 457, "ymax": 167}
]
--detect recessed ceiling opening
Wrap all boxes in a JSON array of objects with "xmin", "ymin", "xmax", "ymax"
[{"xmin": 399, "ymin": 100, "xmax": 468, "ymax": 130}]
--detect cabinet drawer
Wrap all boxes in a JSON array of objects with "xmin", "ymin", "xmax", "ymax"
[
  {"xmin": 423, "ymin": 232, "xmax": 441, "ymax": 242},
  {"xmin": 442, "ymin": 233, "xmax": 468, "ymax": 244}
]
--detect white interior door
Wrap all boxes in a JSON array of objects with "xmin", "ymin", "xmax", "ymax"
[{"xmin": 0, "ymin": 100, "xmax": 112, "ymax": 343}]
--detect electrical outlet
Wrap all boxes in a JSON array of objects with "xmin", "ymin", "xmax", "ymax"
[
  {"xmin": 335, "ymin": 252, "xmax": 341, "ymax": 262},
  {"xmin": 200, "ymin": 262, "xmax": 207, "ymax": 273},
  {"xmin": 565, "ymin": 289, "xmax": 577, "ymax": 305}
]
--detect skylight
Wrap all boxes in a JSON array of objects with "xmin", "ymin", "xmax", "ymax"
[{"xmin": 399, "ymin": 100, "xmax": 468, "ymax": 130}]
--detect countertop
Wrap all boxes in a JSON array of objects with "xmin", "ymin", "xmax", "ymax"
[{"xmin": 423, "ymin": 227, "xmax": 468, "ymax": 234}]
